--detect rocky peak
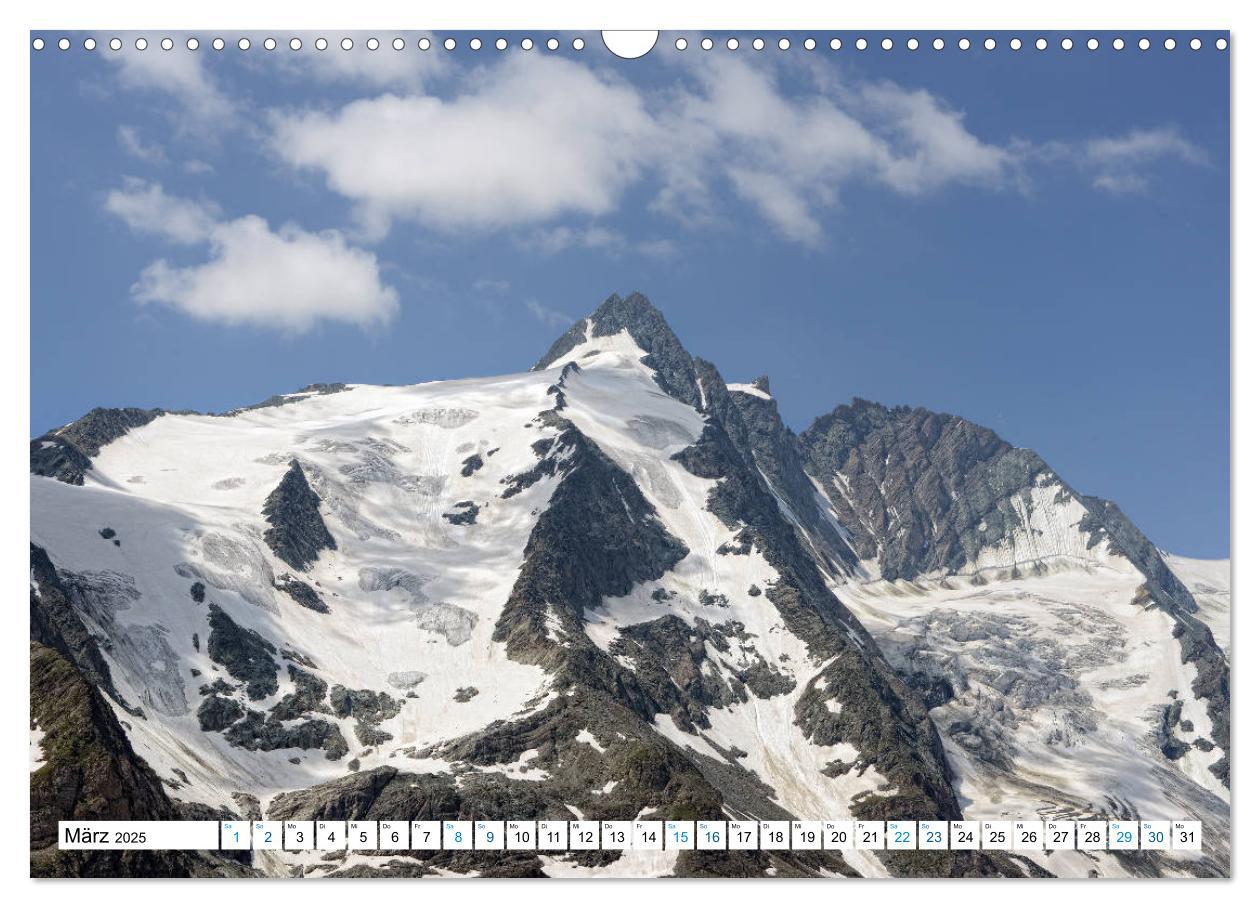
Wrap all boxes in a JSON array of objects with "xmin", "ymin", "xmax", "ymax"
[{"xmin": 534, "ymin": 292, "xmax": 703, "ymax": 409}]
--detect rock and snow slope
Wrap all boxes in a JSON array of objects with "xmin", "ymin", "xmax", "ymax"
[{"xmin": 30, "ymin": 293, "xmax": 1228, "ymax": 878}]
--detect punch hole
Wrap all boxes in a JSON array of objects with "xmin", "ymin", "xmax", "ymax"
[{"xmin": 602, "ymin": 31, "xmax": 658, "ymax": 59}]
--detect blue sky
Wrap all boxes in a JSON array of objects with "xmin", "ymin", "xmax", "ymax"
[{"xmin": 30, "ymin": 31, "xmax": 1229, "ymax": 556}]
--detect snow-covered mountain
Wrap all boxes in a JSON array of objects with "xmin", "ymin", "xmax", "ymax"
[{"xmin": 30, "ymin": 293, "xmax": 1229, "ymax": 878}]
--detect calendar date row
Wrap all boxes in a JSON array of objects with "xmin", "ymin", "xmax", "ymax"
[{"xmin": 61, "ymin": 819, "xmax": 1203, "ymax": 853}]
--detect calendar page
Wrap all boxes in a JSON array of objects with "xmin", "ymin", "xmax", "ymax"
[{"xmin": 28, "ymin": 26, "xmax": 1230, "ymax": 881}]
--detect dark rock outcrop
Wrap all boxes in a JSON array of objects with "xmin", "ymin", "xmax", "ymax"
[
  {"xmin": 262, "ymin": 459, "xmax": 336, "ymax": 571},
  {"xmin": 205, "ymin": 604, "xmax": 279, "ymax": 701},
  {"xmin": 275, "ymin": 575, "xmax": 330, "ymax": 614},
  {"xmin": 29, "ymin": 544, "xmax": 131, "ymax": 712},
  {"xmin": 31, "ymin": 407, "xmax": 163, "ymax": 485}
]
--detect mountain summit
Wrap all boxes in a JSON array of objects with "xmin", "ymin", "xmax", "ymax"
[{"xmin": 30, "ymin": 293, "xmax": 1229, "ymax": 878}]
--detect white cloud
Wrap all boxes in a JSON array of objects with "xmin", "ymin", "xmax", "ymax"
[
  {"xmin": 99, "ymin": 36, "xmax": 234, "ymax": 126},
  {"xmin": 272, "ymin": 55, "xmax": 656, "ymax": 238},
  {"xmin": 104, "ymin": 178, "xmax": 219, "ymax": 244},
  {"xmin": 269, "ymin": 55, "xmax": 1019, "ymax": 246},
  {"xmin": 105, "ymin": 180, "xmax": 397, "ymax": 333},
  {"xmin": 117, "ymin": 125, "xmax": 167, "ymax": 164}
]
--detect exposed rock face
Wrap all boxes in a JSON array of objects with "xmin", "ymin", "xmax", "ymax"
[
  {"xmin": 262, "ymin": 459, "xmax": 337, "ymax": 571},
  {"xmin": 330, "ymin": 685, "xmax": 403, "ymax": 746},
  {"xmin": 727, "ymin": 382, "xmax": 857, "ymax": 575},
  {"xmin": 800, "ymin": 400, "xmax": 1048, "ymax": 581},
  {"xmin": 29, "ymin": 544, "xmax": 128, "ymax": 710},
  {"xmin": 443, "ymin": 500, "xmax": 480, "ymax": 525},
  {"xmin": 197, "ymin": 694, "xmax": 245, "ymax": 732},
  {"xmin": 206, "ymin": 604, "xmax": 279, "ymax": 701},
  {"xmin": 275, "ymin": 575, "xmax": 330, "ymax": 613},
  {"xmin": 30, "ymin": 407, "xmax": 163, "ymax": 485},
  {"xmin": 223, "ymin": 711, "xmax": 348, "ymax": 761},
  {"xmin": 493, "ymin": 419, "xmax": 691, "ymax": 673}
]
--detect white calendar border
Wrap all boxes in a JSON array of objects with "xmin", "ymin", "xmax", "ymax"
[{"xmin": 3, "ymin": 0, "xmax": 1251, "ymax": 906}]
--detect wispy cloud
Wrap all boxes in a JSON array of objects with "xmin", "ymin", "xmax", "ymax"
[
  {"xmin": 1082, "ymin": 127, "xmax": 1208, "ymax": 194},
  {"xmin": 472, "ymin": 278, "xmax": 511, "ymax": 294},
  {"xmin": 116, "ymin": 125, "xmax": 167, "ymax": 165},
  {"xmin": 523, "ymin": 298, "xmax": 572, "ymax": 329}
]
